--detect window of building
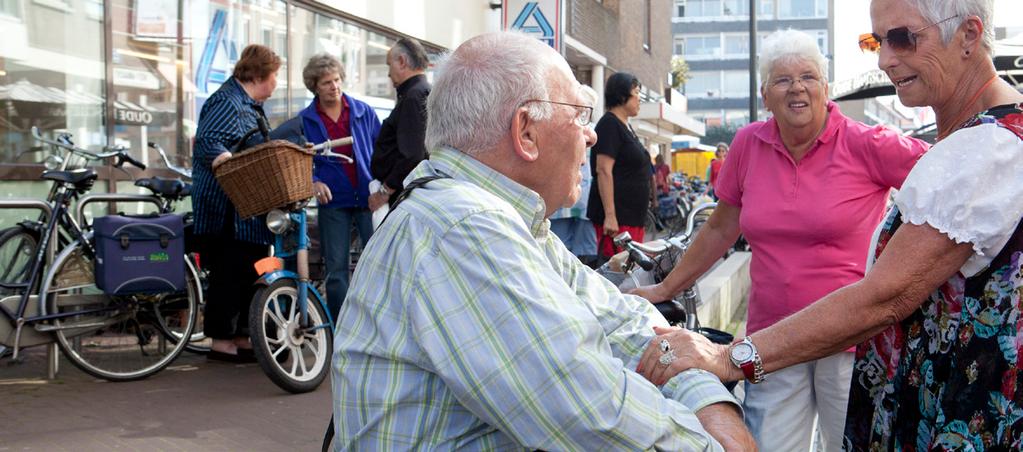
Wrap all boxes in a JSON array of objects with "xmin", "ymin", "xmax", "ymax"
[
  {"xmin": 685, "ymin": 0, "xmax": 721, "ymax": 17},
  {"xmin": 758, "ymin": 0, "xmax": 774, "ymax": 18},
  {"xmin": 722, "ymin": 0, "xmax": 748, "ymax": 16},
  {"xmin": 723, "ymin": 71, "xmax": 750, "ymax": 97},
  {"xmin": 1, "ymin": 0, "xmax": 22, "ymax": 18},
  {"xmin": 685, "ymin": 71, "xmax": 719, "ymax": 98},
  {"xmin": 674, "ymin": 0, "xmax": 685, "ymax": 18},
  {"xmin": 777, "ymin": 0, "xmax": 826, "ymax": 18},
  {"xmin": 684, "ymin": 35, "xmax": 720, "ymax": 59},
  {"xmin": 723, "ymin": 34, "xmax": 749, "ymax": 56},
  {"xmin": 674, "ymin": 36, "xmax": 685, "ymax": 55}
]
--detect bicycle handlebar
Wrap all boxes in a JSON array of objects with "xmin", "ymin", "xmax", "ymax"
[
  {"xmin": 311, "ymin": 137, "xmax": 354, "ymax": 163},
  {"xmin": 31, "ymin": 126, "xmax": 146, "ymax": 170},
  {"xmin": 148, "ymin": 142, "xmax": 192, "ymax": 179}
]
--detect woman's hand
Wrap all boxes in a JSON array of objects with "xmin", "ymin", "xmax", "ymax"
[
  {"xmin": 603, "ymin": 216, "xmax": 620, "ymax": 236},
  {"xmin": 212, "ymin": 151, "xmax": 232, "ymax": 170},
  {"xmin": 636, "ymin": 326, "xmax": 739, "ymax": 385},
  {"xmin": 313, "ymin": 181, "xmax": 333, "ymax": 204},
  {"xmin": 628, "ymin": 283, "xmax": 674, "ymax": 303}
]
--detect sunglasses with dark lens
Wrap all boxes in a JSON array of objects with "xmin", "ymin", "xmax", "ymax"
[{"xmin": 858, "ymin": 15, "xmax": 960, "ymax": 54}]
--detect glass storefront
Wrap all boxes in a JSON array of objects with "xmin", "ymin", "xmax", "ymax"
[{"xmin": 0, "ymin": 0, "xmax": 438, "ymax": 228}]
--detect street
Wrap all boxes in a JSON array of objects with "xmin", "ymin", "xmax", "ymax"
[{"xmin": 0, "ymin": 346, "xmax": 332, "ymax": 451}]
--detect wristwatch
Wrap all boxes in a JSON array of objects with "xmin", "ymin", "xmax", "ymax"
[
  {"xmin": 378, "ymin": 184, "xmax": 394, "ymax": 196},
  {"xmin": 728, "ymin": 336, "xmax": 765, "ymax": 384}
]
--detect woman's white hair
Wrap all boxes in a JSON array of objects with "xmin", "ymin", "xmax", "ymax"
[
  {"xmin": 759, "ymin": 29, "xmax": 829, "ymax": 88},
  {"xmin": 902, "ymin": 0, "xmax": 994, "ymax": 57},
  {"xmin": 426, "ymin": 32, "xmax": 567, "ymax": 156}
]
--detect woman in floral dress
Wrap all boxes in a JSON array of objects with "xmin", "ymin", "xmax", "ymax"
[{"xmin": 636, "ymin": 0, "xmax": 1023, "ymax": 449}]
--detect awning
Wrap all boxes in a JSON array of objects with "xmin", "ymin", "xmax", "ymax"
[
  {"xmin": 831, "ymin": 36, "xmax": 1023, "ymax": 101},
  {"xmin": 1, "ymin": 79, "xmax": 174, "ymax": 126},
  {"xmin": 635, "ymin": 101, "xmax": 706, "ymax": 144}
]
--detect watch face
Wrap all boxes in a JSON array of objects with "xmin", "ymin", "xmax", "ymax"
[{"xmin": 731, "ymin": 343, "xmax": 753, "ymax": 362}]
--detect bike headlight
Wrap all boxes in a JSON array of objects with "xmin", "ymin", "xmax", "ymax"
[
  {"xmin": 44, "ymin": 154, "xmax": 64, "ymax": 170},
  {"xmin": 266, "ymin": 209, "xmax": 292, "ymax": 235}
]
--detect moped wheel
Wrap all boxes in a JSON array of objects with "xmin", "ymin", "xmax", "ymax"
[
  {"xmin": 47, "ymin": 241, "xmax": 198, "ymax": 381},
  {"xmin": 249, "ymin": 279, "xmax": 332, "ymax": 393}
]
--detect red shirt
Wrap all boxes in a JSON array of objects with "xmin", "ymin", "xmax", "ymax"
[
  {"xmin": 709, "ymin": 159, "xmax": 723, "ymax": 188},
  {"xmin": 316, "ymin": 97, "xmax": 357, "ymax": 186}
]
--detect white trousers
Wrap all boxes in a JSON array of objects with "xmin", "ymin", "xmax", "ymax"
[{"xmin": 741, "ymin": 351, "xmax": 854, "ymax": 452}]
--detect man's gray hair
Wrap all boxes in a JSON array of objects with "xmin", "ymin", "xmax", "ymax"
[
  {"xmin": 902, "ymin": 0, "xmax": 994, "ymax": 57},
  {"xmin": 393, "ymin": 37, "xmax": 430, "ymax": 71},
  {"xmin": 425, "ymin": 32, "xmax": 565, "ymax": 156},
  {"xmin": 302, "ymin": 53, "xmax": 345, "ymax": 93},
  {"xmin": 759, "ymin": 29, "xmax": 829, "ymax": 88}
]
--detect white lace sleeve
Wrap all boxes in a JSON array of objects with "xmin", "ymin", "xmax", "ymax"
[{"xmin": 894, "ymin": 123, "xmax": 1023, "ymax": 277}]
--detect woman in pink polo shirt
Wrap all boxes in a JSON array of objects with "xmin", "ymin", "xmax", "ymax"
[{"xmin": 632, "ymin": 29, "xmax": 928, "ymax": 451}]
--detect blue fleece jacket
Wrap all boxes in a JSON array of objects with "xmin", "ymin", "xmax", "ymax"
[{"xmin": 298, "ymin": 94, "xmax": 381, "ymax": 208}]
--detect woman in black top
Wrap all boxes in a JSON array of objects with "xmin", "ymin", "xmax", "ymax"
[{"xmin": 587, "ymin": 72, "xmax": 650, "ymax": 257}]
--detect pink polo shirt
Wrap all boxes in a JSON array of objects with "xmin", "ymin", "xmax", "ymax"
[{"xmin": 716, "ymin": 102, "xmax": 928, "ymax": 335}]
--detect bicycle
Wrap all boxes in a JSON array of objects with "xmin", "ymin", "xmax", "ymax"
[
  {"xmin": 0, "ymin": 129, "xmax": 200, "ymax": 381},
  {"xmin": 599, "ymin": 202, "xmax": 732, "ymax": 342},
  {"xmin": 246, "ymin": 136, "xmax": 351, "ymax": 393}
]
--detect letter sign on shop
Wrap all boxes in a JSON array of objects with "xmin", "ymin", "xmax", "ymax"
[
  {"xmin": 115, "ymin": 108, "xmax": 154, "ymax": 126},
  {"xmin": 503, "ymin": 0, "xmax": 561, "ymax": 51}
]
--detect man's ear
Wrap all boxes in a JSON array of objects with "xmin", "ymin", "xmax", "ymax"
[{"xmin": 511, "ymin": 107, "xmax": 541, "ymax": 162}]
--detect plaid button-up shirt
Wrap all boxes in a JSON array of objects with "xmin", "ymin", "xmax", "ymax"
[{"xmin": 332, "ymin": 147, "xmax": 738, "ymax": 451}]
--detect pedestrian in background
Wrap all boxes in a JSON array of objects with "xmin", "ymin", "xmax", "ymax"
[
  {"xmin": 369, "ymin": 37, "xmax": 431, "ymax": 212},
  {"xmin": 587, "ymin": 72, "xmax": 650, "ymax": 257},
  {"xmin": 707, "ymin": 142, "xmax": 727, "ymax": 199},
  {"xmin": 549, "ymin": 148, "xmax": 598, "ymax": 265},
  {"xmin": 192, "ymin": 44, "xmax": 280, "ymax": 362},
  {"xmin": 277, "ymin": 54, "xmax": 381, "ymax": 320}
]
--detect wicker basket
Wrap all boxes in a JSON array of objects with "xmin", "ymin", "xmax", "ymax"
[{"xmin": 214, "ymin": 140, "xmax": 314, "ymax": 218}]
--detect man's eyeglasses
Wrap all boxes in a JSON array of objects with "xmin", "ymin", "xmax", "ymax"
[
  {"xmin": 521, "ymin": 99, "xmax": 594, "ymax": 127},
  {"xmin": 859, "ymin": 15, "xmax": 960, "ymax": 55},
  {"xmin": 769, "ymin": 74, "xmax": 822, "ymax": 91}
]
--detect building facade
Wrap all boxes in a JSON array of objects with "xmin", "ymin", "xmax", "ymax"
[
  {"xmin": 0, "ymin": 0, "xmax": 493, "ymax": 223},
  {"xmin": 671, "ymin": 0, "xmax": 834, "ymax": 127},
  {"xmin": 562, "ymin": 0, "xmax": 702, "ymax": 159}
]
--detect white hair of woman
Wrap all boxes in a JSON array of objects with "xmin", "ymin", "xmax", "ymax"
[
  {"xmin": 904, "ymin": 0, "xmax": 994, "ymax": 56},
  {"xmin": 758, "ymin": 29, "xmax": 830, "ymax": 87},
  {"xmin": 426, "ymin": 32, "xmax": 565, "ymax": 156}
]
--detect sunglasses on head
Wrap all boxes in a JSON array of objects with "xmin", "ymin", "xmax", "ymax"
[{"xmin": 858, "ymin": 15, "xmax": 960, "ymax": 54}]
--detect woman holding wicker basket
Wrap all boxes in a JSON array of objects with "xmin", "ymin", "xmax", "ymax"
[{"xmin": 191, "ymin": 44, "xmax": 280, "ymax": 362}]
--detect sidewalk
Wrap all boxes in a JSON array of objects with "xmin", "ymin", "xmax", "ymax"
[{"xmin": 0, "ymin": 347, "xmax": 332, "ymax": 451}]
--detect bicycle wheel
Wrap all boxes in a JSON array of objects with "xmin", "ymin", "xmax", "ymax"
[
  {"xmin": 45, "ymin": 240, "xmax": 198, "ymax": 381},
  {"xmin": 249, "ymin": 279, "xmax": 332, "ymax": 393},
  {"xmin": 154, "ymin": 255, "xmax": 209, "ymax": 354},
  {"xmin": 644, "ymin": 209, "xmax": 659, "ymax": 240},
  {"xmin": 0, "ymin": 225, "xmax": 39, "ymax": 294}
]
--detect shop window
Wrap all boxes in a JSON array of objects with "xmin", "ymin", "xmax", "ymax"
[{"xmin": 0, "ymin": 0, "xmax": 21, "ymax": 19}]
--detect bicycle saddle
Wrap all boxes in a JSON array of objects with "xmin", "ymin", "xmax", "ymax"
[
  {"xmin": 136, "ymin": 177, "xmax": 191, "ymax": 199},
  {"xmin": 653, "ymin": 299, "xmax": 687, "ymax": 325},
  {"xmin": 41, "ymin": 168, "xmax": 97, "ymax": 185}
]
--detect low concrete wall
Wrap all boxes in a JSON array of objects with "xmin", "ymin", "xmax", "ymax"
[{"xmin": 695, "ymin": 251, "xmax": 751, "ymax": 337}]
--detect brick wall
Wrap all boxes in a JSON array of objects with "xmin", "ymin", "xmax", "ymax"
[{"xmin": 567, "ymin": 0, "xmax": 671, "ymax": 96}]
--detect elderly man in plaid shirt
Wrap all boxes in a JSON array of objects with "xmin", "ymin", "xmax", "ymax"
[{"xmin": 330, "ymin": 32, "xmax": 754, "ymax": 452}]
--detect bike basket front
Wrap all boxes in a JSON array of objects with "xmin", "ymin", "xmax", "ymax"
[{"xmin": 93, "ymin": 213, "xmax": 186, "ymax": 295}]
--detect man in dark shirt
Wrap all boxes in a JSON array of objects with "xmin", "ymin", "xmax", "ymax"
[{"xmin": 369, "ymin": 37, "xmax": 431, "ymax": 211}]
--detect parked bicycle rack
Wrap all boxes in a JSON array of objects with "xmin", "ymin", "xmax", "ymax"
[{"xmin": 0, "ymin": 199, "xmax": 57, "ymax": 378}]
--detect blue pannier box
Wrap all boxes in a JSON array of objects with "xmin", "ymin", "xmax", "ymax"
[{"xmin": 93, "ymin": 213, "xmax": 185, "ymax": 295}]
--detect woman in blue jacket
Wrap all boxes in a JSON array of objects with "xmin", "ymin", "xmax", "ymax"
[{"xmin": 288, "ymin": 54, "xmax": 381, "ymax": 320}]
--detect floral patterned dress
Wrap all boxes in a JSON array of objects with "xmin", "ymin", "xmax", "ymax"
[{"xmin": 844, "ymin": 104, "xmax": 1023, "ymax": 451}]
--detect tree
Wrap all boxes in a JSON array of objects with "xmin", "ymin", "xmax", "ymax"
[
  {"xmin": 703, "ymin": 124, "xmax": 740, "ymax": 147},
  {"xmin": 670, "ymin": 56, "xmax": 690, "ymax": 91}
]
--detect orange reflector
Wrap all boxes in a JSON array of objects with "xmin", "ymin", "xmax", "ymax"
[{"xmin": 254, "ymin": 257, "xmax": 284, "ymax": 275}]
